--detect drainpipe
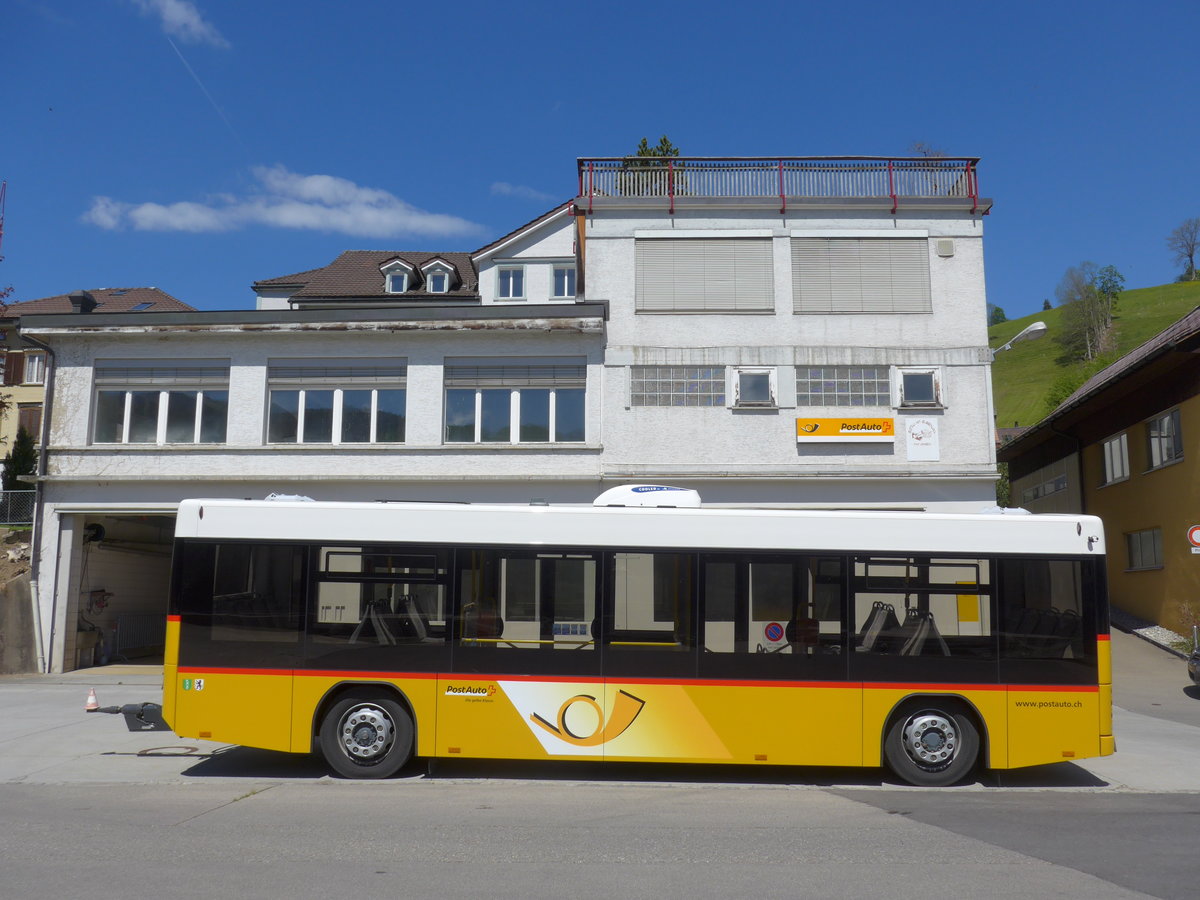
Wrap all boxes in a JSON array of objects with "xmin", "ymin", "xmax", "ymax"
[{"xmin": 18, "ymin": 329, "xmax": 56, "ymax": 674}]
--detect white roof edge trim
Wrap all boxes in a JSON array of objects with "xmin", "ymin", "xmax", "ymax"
[{"xmin": 471, "ymin": 206, "xmax": 573, "ymax": 262}]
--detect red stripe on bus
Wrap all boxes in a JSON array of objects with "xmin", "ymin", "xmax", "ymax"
[
  {"xmin": 166, "ymin": 615, "xmax": 181, "ymax": 623},
  {"xmin": 1001, "ymin": 684, "xmax": 1098, "ymax": 693},
  {"xmin": 1097, "ymin": 634, "xmax": 1111, "ymax": 641},
  {"xmin": 174, "ymin": 668, "xmax": 1098, "ymax": 695}
]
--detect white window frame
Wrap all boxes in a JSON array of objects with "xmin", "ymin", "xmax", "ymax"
[
  {"xmin": 553, "ymin": 265, "xmax": 577, "ymax": 299},
  {"xmin": 267, "ymin": 387, "xmax": 406, "ymax": 445},
  {"xmin": 1125, "ymin": 527, "xmax": 1163, "ymax": 571},
  {"xmin": 732, "ymin": 367, "xmax": 777, "ymax": 408},
  {"xmin": 426, "ymin": 271, "xmax": 449, "ymax": 293},
  {"xmin": 445, "ymin": 389, "xmax": 583, "ymax": 443},
  {"xmin": 895, "ymin": 367, "xmax": 943, "ymax": 409},
  {"xmin": 1101, "ymin": 432, "xmax": 1129, "ymax": 485},
  {"xmin": 22, "ymin": 351, "xmax": 47, "ymax": 386},
  {"xmin": 1145, "ymin": 408, "xmax": 1182, "ymax": 470},
  {"xmin": 93, "ymin": 388, "xmax": 229, "ymax": 445},
  {"xmin": 92, "ymin": 361, "xmax": 230, "ymax": 446},
  {"xmin": 266, "ymin": 360, "xmax": 407, "ymax": 445},
  {"xmin": 443, "ymin": 359, "xmax": 586, "ymax": 444},
  {"xmin": 497, "ymin": 266, "xmax": 526, "ymax": 300}
]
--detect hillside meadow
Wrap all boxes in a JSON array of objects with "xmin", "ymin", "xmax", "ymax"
[{"xmin": 989, "ymin": 280, "xmax": 1200, "ymax": 429}]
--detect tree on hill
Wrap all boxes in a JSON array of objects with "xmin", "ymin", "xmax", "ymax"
[
  {"xmin": 1055, "ymin": 262, "xmax": 1123, "ymax": 362},
  {"xmin": 1042, "ymin": 299, "xmax": 1052, "ymax": 311},
  {"xmin": 2, "ymin": 426, "xmax": 37, "ymax": 492},
  {"xmin": 1167, "ymin": 218, "xmax": 1199, "ymax": 281},
  {"xmin": 987, "ymin": 303, "xmax": 1007, "ymax": 326}
]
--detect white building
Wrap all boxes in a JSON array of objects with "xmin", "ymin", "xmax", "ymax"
[{"xmin": 19, "ymin": 155, "xmax": 997, "ymax": 672}]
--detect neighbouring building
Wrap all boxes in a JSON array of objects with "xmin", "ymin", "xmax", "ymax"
[
  {"xmin": 19, "ymin": 155, "xmax": 999, "ymax": 672},
  {"xmin": 0, "ymin": 288, "xmax": 194, "ymax": 453},
  {"xmin": 1000, "ymin": 307, "xmax": 1200, "ymax": 634}
]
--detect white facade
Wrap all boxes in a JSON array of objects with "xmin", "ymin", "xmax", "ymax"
[{"xmin": 20, "ymin": 156, "xmax": 1000, "ymax": 672}]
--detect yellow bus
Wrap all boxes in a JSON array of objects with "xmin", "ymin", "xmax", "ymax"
[{"xmin": 163, "ymin": 487, "xmax": 1113, "ymax": 786}]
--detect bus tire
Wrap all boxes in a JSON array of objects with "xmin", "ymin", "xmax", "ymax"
[
  {"xmin": 319, "ymin": 696, "xmax": 414, "ymax": 779},
  {"xmin": 884, "ymin": 702, "xmax": 979, "ymax": 787}
]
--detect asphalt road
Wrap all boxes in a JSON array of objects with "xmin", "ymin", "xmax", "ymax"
[{"xmin": 0, "ymin": 627, "xmax": 1196, "ymax": 899}]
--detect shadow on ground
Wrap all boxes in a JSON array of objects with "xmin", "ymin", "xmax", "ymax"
[{"xmin": 174, "ymin": 747, "xmax": 1108, "ymax": 790}]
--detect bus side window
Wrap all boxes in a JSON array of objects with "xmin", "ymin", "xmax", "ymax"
[
  {"xmin": 701, "ymin": 555, "xmax": 844, "ymax": 657},
  {"xmin": 457, "ymin": 550, "xmax": 597, "ymax": 651},
  {"xmin": 998, "ymin": 559, "xmax": 1085, "ymax": 660},
  {"xmin": 609, "ymin": 552, "xmax": 693, "ymax": 651}
]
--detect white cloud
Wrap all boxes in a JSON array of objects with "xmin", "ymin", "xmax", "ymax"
[
  {"xmin": 82, "ymin": 165, "xmax": 485, "ymax": 239},
  {"xmin": 130, "ymin": 0, "xmax": 230, "ymax": 49},
  {"xmin": 491, "ymin": 182, "xmax": 557, "ymax": 204}
]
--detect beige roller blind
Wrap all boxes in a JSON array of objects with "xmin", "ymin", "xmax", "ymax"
[
  {"xmin": 636, "ymin": 238, "xmax": 774, "ymax": 312},
  {"xmin": 792, "ymin": 238, "xmax": 931, "ymax": 314}
]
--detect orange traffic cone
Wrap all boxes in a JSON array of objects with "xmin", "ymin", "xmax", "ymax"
[{"xmin": 85, "ymin": 688, "xmax": 99, "ymax": 711}]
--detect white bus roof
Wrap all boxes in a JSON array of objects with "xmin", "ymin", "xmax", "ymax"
[{"xmin": 174, "ymin": 498, "xmax": 1105, "ymax": 557}]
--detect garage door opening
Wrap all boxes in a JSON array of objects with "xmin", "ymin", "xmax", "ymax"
[{"xmin": 72, "ymin": 513, "xmax": 176, "ymax": 670}]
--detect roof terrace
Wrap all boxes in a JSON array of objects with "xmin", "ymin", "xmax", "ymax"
[{"xmin": 576, "ymin": 156, "xmax": 986, "ymax": 215}]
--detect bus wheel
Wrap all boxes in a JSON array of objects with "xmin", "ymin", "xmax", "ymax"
[
  {"xmin": 319, "ymin": 696, "xmax": 413, "ymax": 779},
  {"xmin": 884, "ymin": 703, "xmax": 979, "ymax": 787}
]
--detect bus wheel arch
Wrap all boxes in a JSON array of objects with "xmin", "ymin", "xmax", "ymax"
[
  {"xmin": 314, "ymin": 683, "xmax": 416, "ymax": 779},
  {"xmin": 881, "ymin": 695, "xmax": 985, "ymax": 787}
]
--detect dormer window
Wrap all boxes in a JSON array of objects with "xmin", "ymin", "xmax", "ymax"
[
  {"xmin": 381, "ymin": 259, "xmax": 416, "ymax": 294},
  {"xmin": 419, "ymin": 258, "xmax": 457, "ymax": 295}
]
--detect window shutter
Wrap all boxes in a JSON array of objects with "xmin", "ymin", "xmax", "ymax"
[
  {"xmin": 444, "ymin": 364, "xmax": 585, "ymax": 388},
  {"xmin": 636, "ymin": 238, "xmax": 774, "ymax": 312},
  {"xmin": 267, "ymin": 362, "xmax": 407, "ymax": 384},
  {"xmin": 95, "ymin": 363, "xmax": 230, "ymax": 385},
  {"xmin": 18, "ymin": 406, "xmax": 42, "ymax": 439},
  {"xmin": 4, "ymin": 352, "xmax": 24, "ymax": 386},
  {"xmin": 792, "ymin": 238, "xmax": 931, "ymax": 314}
]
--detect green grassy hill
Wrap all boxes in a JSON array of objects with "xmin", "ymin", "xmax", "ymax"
[{"xmin": 989, "ymin": 280, "xmax": 1200, "ymax": 429}]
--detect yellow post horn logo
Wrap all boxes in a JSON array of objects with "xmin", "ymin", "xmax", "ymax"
[{"xmin": 530, "ymin": 690, "xmax": 645, "ymax": 747}]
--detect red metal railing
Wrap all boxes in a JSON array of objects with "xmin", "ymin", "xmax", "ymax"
[{"xmin": 577, "ymin": 157, "xmax": 981, "ymax": 213}]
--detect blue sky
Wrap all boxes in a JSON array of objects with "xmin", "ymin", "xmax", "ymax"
[{"xmin": 3, "ymin": 0, "xmax": 1198, "ymax": 318}]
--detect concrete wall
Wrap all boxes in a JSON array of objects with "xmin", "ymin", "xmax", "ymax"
[{"xmin": 0, "ymin": 573, "xmax": 35, "ymax": 673}]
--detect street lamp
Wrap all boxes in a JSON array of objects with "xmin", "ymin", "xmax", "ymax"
[{"xmin": 993, "ymin": 320, "xmax": 1047, "ymax": 356}]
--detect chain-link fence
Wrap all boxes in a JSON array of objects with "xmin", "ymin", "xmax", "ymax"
[{"xmin": 0, "ymin": 491, "xmax": 35, "ymax": 526}]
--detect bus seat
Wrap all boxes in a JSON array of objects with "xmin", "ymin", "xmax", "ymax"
[
  {"xmin": 899, "ymin": 609, "xmax": 950, "ymax": 657},
  {"xmin": 858, "ymin": 602, "xmax": 900, "ymax": 651}
]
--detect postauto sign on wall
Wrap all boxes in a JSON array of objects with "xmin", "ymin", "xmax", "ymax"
[{"xmin": 795, "ymin": 418, "xmax": 895, "ymax": 443}]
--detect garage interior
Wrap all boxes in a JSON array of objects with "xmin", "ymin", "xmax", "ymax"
[{"xmin": 70, "ymin": 513, "xmax": 175, "ymax": 670}]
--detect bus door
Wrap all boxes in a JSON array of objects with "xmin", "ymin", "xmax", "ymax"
[
  {"xmin": 171, "ymin": 541, "xmax": 306, "ymax": 754},
  {"xmin": 443, "ymin": 548, "xmax": 601, "ymax": 760},
  {"xmin": 693, "ymin": 553, "xmax": 856, "ymax": 767}
]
